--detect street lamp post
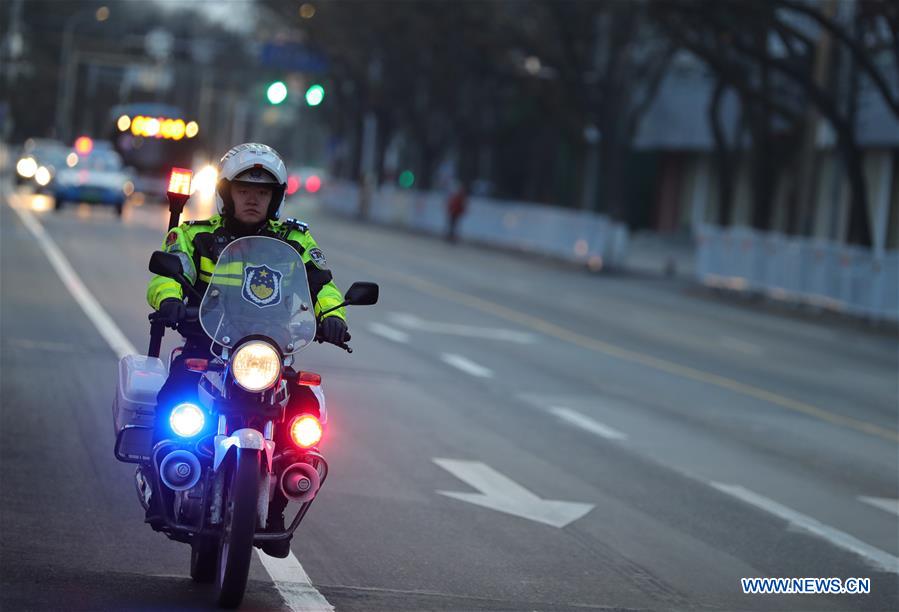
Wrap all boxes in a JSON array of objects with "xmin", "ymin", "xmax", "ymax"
[{"xmin": 54, "ymin": 7, "xmax": 108, "ymax": 142}]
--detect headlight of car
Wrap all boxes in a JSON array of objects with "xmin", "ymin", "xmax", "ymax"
[
  {"xmin": 231, "ymin": 341, "xmax": 281, "ymax": 391},
  {"xmin": 34, "ymin": 166, "xmax": 51, "ymax": 186},
  {"xmin": 16, "ymin": 157, "xmax": 37, "ymax": 178}
]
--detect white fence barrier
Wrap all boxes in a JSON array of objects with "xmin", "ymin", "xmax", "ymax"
[
  {"xmin": 320, "ymin": 181, "xmax": 629, "ymax": 269},
  {"xmin": 696, "ymin": 224, "xmax": 898, "ymax": 321}
]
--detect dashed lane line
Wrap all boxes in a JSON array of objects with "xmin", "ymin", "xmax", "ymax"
[
  {"xmin": 8, "ymin": 200, "xmax": 333, "ymax": 611},
  {"xmin": 440, "ymin": 353, "xmax": 494, "ymax": 378},
  {"xmin": 549, "ymin": 407, "xmax": 628, "ymax": 441},
  {"xmin": 367, "ymin": 322, "xmax": 410, "ymax": 343},
  {"xmin": 859, "ymin": 496, "xmax": 899, "ymax": 518},
  {"xmin": 331, "ymin": 251, "xmax": 898, "ymax": 443}
]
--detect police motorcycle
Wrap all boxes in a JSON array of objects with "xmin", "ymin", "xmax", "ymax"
[{"xmin": 113, "ymin": 231, "xmax": 377, "ymax": 607}]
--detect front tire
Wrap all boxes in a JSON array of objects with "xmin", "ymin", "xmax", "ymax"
[{"xmin": 215, "ymin": 449, "xmax": 261, "ymax": 608}]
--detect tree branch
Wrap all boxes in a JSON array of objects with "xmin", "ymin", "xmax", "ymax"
[{"xmin": 775, "ymin": 0, "xmax": 899, "ymax": 118}]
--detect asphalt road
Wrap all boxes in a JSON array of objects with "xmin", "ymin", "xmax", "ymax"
[{"xmin": 1, "ymin": 179, "xmax": 897, "ymax": 612}]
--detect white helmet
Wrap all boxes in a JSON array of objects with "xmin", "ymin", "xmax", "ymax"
[{"xmin": 216, "ymin": 143, "xmax": 288, "ymax": 220}]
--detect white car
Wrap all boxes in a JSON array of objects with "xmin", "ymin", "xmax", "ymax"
[
  {"xmin": 53, "ymin": 149, "xmax": 133, "ymax": 217},
  {"xmin": 15, "ymin": 139, "xmax": 69, "ymax": 189}
]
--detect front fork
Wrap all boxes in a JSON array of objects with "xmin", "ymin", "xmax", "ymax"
[
  {"xmin": 209, "ymin": 416, "xmax": 276, "ymax": 528},
  {"xmin": 258, "ymin": 421, "xmax": 276, "ymax": 528}
]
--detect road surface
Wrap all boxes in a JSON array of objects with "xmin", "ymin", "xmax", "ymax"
[{"xmin": 1, "ymin": 181, "xmax": 897, "ymax": 611}]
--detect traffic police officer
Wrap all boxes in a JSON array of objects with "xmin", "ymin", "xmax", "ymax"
[{"xmin": 145, "ymin": 143, "xmax": 346, "ymax": 557}]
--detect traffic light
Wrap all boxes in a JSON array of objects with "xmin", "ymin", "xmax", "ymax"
[
  {"xmin": 266, "ymin": 81, "xmax": 288, "ymax": 105},
  {"xmin": 305, "ymin": 84, "xmax": 325, "ymax": 107}
]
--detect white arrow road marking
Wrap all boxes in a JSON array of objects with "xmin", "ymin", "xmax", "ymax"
[
  {"xmin": 859, "ymin": 497, "xmax": 899, "ymax": 518},
  {"xmin": 711, "ymin": 482, "xmax": 899, "ymax": 574},
  {"xmin": 433, "ymin": 458, "xmax": 594, "ymax": 528},
  {"xmin": 10, "ymin": 202, "xmax": 333, "ymax": 611},
  {"xmin": 549, "ymin": 407, "xmax": 628, "ymax": 441},
  {"xmin": 440, "ymin": 353, "xmax": 494, "ymax": 378},
  {"xmin": 367, "ymin": 322, "xmax": 410, "ymax": 344},
  {"xmin": 390, "ymin": 312, "xmax": 535, "ymax": 343}
]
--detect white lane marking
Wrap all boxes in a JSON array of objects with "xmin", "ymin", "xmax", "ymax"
[
  {"xmin": 9, "ymin": 201, "xmax": 333, "ymax": 611},
  {"xmin": 440, "ymin": 353, "xmax": 494, "ymax": 378},
  {"xmin": 257, "ymin": 552, "xmax": 335, "ymax": 611},
  {"xmin": 718, "ymin": 335, "xmax": 764, "ymax": 356},
  {"xmin": 433, "ymin": 458, "xmax": 594, "ymax": 528},
  {"xmin": 390, "ymin": 312, "xmax": 536, "ymax": 343},
  {"xmin": 10, "ymin": 203, "xmax": 137, "ymax": 359},
  {"xmin": 549, "ymin": 407, "xmax": 628, "ymax": 441},
  {"xmin": 859, "ymin": 497, "xmax": 899, "ymax": 518},
  {"xmin": 367, "ymin": 322, "xmax": 410, "ymax": 344},
  {"xmin": 711, "ymin": 482, "xmax": 899, "ymax": 574}
]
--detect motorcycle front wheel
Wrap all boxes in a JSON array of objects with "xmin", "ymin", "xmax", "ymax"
[{"xmin": 215, "ymin": 449, "xmax": 261, "ymax": 608}]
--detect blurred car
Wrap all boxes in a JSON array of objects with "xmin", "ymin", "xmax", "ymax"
[
  {"xmin": 52, "ymin": 149, "xmax": 133, "ymax": 217},
  {"xmin": 286, "ymin": 167, "xmax": 328, "ymax": 197},
  {"xmin": 15, "ymin": 139, "xmax": 70, "ymax": 188}
]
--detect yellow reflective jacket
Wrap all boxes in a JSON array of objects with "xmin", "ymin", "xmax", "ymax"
[{"xmin": 146, "ymin": 215, "xmax": 346, "ymax": 322}]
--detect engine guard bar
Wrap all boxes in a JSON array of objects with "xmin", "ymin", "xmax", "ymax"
[
  {"xmin": 255, "ymin": 451, "xmax": 329, "ymax": 543},
  {"xmin": 146, "ymin": 441, "xmax": 216, "ymax": 540},
  {"xmin": 146, "ymin": 446, "xmax": 329, "ymax": 542}
]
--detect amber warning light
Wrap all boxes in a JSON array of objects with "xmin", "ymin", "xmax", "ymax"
[{"xmin": 168, "ymin": 168, "xmax": 193, "ymax": 196}]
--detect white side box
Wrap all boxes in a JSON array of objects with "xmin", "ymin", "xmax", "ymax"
[{"xmin": 113, "ymin": 354, "xmax": 167, "ymax": 434}]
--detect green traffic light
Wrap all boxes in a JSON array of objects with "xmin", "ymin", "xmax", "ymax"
[
  {"xmin": 399, "ymin": 170, "xmax": 415, "ymax": 189},
  {"xmin": 305, "ymin": 84, "xmax": 325, "ymax": 106},
  {"xmin": 267, "ymin": 81, "xmax": 288, "ymax": 105}
]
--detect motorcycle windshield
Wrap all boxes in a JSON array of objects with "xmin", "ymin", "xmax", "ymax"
[{"xmin": 199, "ymin": 236, "xmax": 316, "ymax": 354}]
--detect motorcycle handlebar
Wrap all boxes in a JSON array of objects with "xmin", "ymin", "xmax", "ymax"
[
  {"xmin": 314, "ymin": 328, "xmax": 353, "ymax": 353},
  {"xmin": 148, "ymin": 306, "xmax": 200, "ymax": 325},
  {"xmin": 148, "ymin": 310, "xmax": 354, "ymax": 353}
]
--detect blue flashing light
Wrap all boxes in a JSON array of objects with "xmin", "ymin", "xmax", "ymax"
[{"xmin": 169, "ymin": 403, "xmax": 205, "ymax": 437}]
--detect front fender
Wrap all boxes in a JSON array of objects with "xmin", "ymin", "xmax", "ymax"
[{"xmin": 213, "ymin": 428, "xmax": 275, "ymax": 472}]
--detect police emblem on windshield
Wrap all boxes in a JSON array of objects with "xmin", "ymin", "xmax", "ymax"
[{"xmin": 242, "ymin": 264, "xmax": 282, "ymax": 308}]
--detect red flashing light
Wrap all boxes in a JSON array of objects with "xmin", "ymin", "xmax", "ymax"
[
  {"xmin": 290, "ymin": 415, "xmax": 323, "ymax": 448},
  {"xmin": 305, "ymin": 175, "xmax": 321, "ymax": 193},
  {"xmin": 74, "ymin": 136, "xmax": 93, "ymax": 155},
  {"xmin": 168, "ymin": 168, "xmax": 193, "ymax": 196},
  {"xmin": 286, "ymin": 175, "xmax": 300, "ymax": 195}
]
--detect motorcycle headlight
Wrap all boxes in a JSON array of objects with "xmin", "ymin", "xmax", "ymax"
[{"xmin": 231, "ymin": 341, "xmax": 281, "ymax": 391}]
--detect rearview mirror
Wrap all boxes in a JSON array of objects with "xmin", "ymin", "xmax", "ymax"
[
  {"xmin": 149, "ymin": 251, "xmax": 184, "ymax": 278},
  {"xmin": 344, "ymin": 282, "xmax": 379, "ymax": 306}
]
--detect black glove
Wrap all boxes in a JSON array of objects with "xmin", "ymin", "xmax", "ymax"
[
  {"xmin": 157, "ymin": 298, "xmax": 187, "ymax": 329},
  {"xmin": 319, "ymin": 317, "xmax": 349, "ymax": 345}
]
